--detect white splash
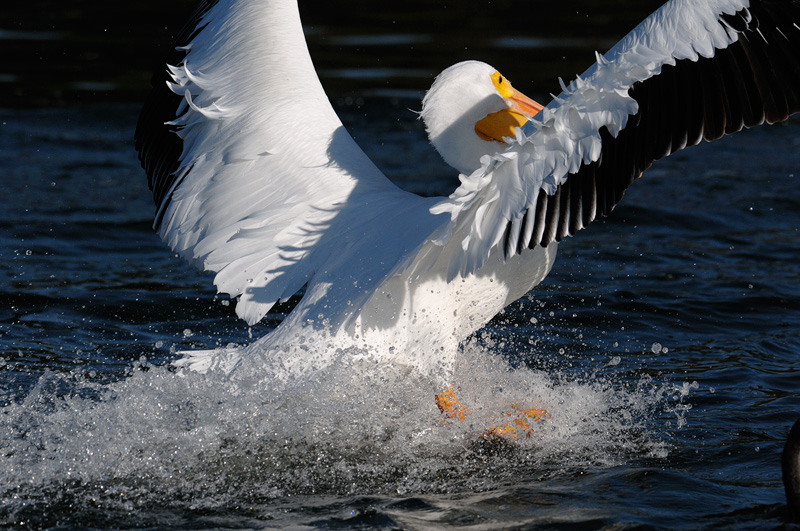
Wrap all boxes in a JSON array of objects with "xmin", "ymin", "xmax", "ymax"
[{"xmin": 0, "ymin": 339, "xmax": 684, "ymax": 514}]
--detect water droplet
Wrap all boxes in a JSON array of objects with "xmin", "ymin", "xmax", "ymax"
[{"xmin": 651, "ymin": 342, "xmax": 662, "ymax": 354}]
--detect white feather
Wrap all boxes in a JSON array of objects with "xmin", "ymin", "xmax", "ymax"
[{"xmin": 159, "ymin": 0, "xmax": 444, "ymax": 327}]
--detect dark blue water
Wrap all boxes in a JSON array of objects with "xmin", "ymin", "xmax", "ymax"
[{"xmin": 2, "ymin": 2, "xmax": 800, "ymax": 529}]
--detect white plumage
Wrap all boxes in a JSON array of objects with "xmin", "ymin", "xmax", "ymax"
[{"xmin": 136, "ymin": 0, "xmax": 799, "ymax": 376}]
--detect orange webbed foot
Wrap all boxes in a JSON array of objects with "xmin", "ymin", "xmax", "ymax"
[
  {"xmin": 435, "ymin": 387, "xmax": 469, "ymax": 421},
  {"xmin": 436, "ymin": 388, "xmax": 549, "ymax": 439},
  {"xmin": 484, "ymin": 404, "xmax": 550, "ymax": 440}
]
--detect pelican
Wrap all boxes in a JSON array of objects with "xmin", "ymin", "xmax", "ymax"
[{"xmin": 136, "ymin": 0, "xmax": 800, "ymax": 392}]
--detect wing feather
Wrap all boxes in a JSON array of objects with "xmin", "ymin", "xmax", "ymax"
[
  {"xmin": 432, "ymin": 0, "xmax": 800, "ymax": 274},
  {"xmin": 135, "ymin": 1, "xmax": 220, "ymax": 227},
  {"xmin": 135, "ymin": 0, "xmax": 443, "ymax": 326}
]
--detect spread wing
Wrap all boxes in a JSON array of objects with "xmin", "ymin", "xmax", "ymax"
[
  {"xmin": 135, "ymin": 0, "xmax": 444, "ymax": 326},
  {"xmin": 434, "ymin": 0, "xmax": 800, "ymax": 277},
  {"xmin": 136, "ymin": 0, "xmax": 800, "ymax": 329}
]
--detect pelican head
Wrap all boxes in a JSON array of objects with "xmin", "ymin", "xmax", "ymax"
[{"xmin": 420, "ymin": 60, "xmax": 544, "ymax": 175}]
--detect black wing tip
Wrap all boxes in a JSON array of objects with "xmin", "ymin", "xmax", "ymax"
[
  {"xmin": 134, "ymin": 0, "xmax": 221, "ymax": 231},
  {"xmin": 502, "ymin": 0, "xmax": 800, "ymax": 257}
]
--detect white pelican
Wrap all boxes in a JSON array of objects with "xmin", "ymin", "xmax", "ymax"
[{"xmin": 135, "ymin": 0, "xmax": 800, "ymax": 387}]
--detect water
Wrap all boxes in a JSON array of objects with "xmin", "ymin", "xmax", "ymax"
[{"xmin": 2, "ymin": 2, "xmax": 800, "ymax": 529}]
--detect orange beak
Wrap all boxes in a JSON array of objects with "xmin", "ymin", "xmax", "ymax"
[
  {"xmin": 475, "ymin": 86, "xmax": 544, "ymax": 143},
  {"xmin": 507, "ymin": 88, "xmax": 544, "ymax": 119}
]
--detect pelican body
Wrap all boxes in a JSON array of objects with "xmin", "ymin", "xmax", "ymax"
[{"xmin": 136, "ymin": 0, "xmax": 800, "ymax": 376}]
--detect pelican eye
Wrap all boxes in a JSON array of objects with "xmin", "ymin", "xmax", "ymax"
[{"xmin": 491, "ymin": 71, "xmax": 515, "ymax": 98}]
